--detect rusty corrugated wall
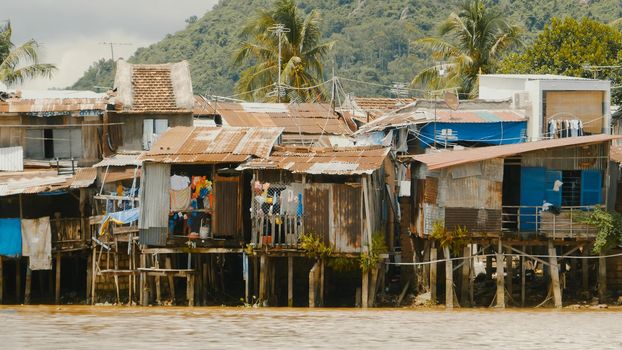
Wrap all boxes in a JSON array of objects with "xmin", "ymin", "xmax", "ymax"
[
  {"xmin": 444, "ymin": 208, "xmax": 501, "ymax": 233},
  {"xmin": 139, "ymin": 162, "xmax": 171, "ymax": 246},
  {"xmin": 331, "ymin": 184, "xmax": 362, "ymax": 253},
  {"xmin": 304, "ymin": 184, "xmax": 331, "ymax": 242},
  {"xmin": 214, "ymin": 176, "xmax": 242, "ymax": 238}
]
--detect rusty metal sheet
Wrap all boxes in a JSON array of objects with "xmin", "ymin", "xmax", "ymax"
[
  {"xmin": 410, "ymin": 134, "xmax": 621, "ymax": 170},
  {"xmin": 70, "ymin": 168, "xmax": 97, "ymax": 188},
  {"xmin": 331, "ymin": 184, "xmax": 362, "ymax": 253},
  {"xmin": 303, "ymin": 184, "xmax": 330, "ymax": 242},
  {"xmin": 93, "ymin": 153, "xmax": 142, "ymax": 168},
  {"xmin": 0, "ymin": 97, "xmax": 107, "ymax": 114},
  {"xmin": 423, "ymin": 177, "xmax": 438, "ymax": 204}
]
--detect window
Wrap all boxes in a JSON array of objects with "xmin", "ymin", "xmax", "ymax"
[
  {"xmin": 24, "ymin": 128, "xmax": 82, "ymax": 160},
  {"xmin": 143, "ymin": 119, "xmax": 169, "ymax": 150}
]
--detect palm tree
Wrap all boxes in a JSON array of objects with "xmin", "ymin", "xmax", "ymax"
[
  {"xmin": 411, "ymin": 0, "xmax": 522, "ymax": 97},
  {"xmin": 0, "ymin": 21, "xmax": 56, "ymax": 86},
  {"xmin": 233, "ymin": 0, "xmax": 334, "ymax": 102}
]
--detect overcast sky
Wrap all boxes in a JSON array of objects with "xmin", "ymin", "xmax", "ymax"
[{"xmin": 4, "ymin": 0, "xmax": 219, "ymax": 90}]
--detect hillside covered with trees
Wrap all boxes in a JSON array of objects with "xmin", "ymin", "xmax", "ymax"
[{"xmin": 71, "ymin": 0, "xmax": 622, "ymax": 98}]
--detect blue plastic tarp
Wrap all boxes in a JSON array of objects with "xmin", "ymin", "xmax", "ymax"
[
  {"xmin": 0, "ymin": 218, "xmax": 22, "ymax": 257},
  {"xmin": 419, "ymin": 121, "xmax": 527, "ymax": 148}
]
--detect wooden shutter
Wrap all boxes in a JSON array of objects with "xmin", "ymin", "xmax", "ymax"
[{"xmin": 213, "ymin": 175, "xmax": 242, "ymax": 238}]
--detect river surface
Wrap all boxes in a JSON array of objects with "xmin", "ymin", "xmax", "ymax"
[{"xmin": 1, "ymin": 306, "xmax": 621, "ymax": 349}]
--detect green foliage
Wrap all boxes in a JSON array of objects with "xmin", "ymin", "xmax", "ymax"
[
  {"xmin": 299, "ymin": 232, "xmax": 332, "ymax": 259},
  {"xmin": 498, "ymin": 17, "xmax": 622, "ymax": 104},
  {"xmin": 70, "ymin": 58, "xmax": 115, "ymax": 91},
  {"xmin": 233, "ymin": 0, "xmax": 334, "ymax": 102},
  {"xmin": 580, "ymin": 206, "xmax": 622, "ymax": 254},
  {"xmin": 0, "ymin": 21, "xmax": 56, "ymax": 86},
  {"xmin": 328, "ymin": 256, "xmax": 358, "ymax": 272},
  {"xmin": 430, "ymin": 221, "xmax": 469, "ymax": 256},
  {"xmin": 359, "ymin": 232, "xmax": 388, "ymax": 273},
  {"xmin": 412, "ymin": 0, "xmax": 523, "ymax": 97},
  {"xmin": 70, "ymin": 0, "xmax": 621, "ymax": 98}
]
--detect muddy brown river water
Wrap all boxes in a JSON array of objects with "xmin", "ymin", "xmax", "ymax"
[{"xmin": 1, "ymin": 306, "xmax": 621, "ymax": 349}]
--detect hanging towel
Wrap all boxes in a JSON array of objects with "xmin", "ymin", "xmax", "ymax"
[
  {"xmin": 0, "ymin": 218, "xmax": 22, "ymax": 257},
  {"xmin": 170, "ymin": 187, "xmax": 191, "ymax": 211},
  {"xmin": 170, "ymin": 175, "xmax": 191, "ymax": 191},
  {"xmin": 21, "ymin": 217, "xmax": 52, "ymax": 270}
]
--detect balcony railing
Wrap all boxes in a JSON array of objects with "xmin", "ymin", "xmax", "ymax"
[
  {"xmin": 251, "ymin": 214, "xmax": 302, "ymax": 248},
  {"xmin": 502, "ymin": 206, "xmax": 598, "ymax": 239}
]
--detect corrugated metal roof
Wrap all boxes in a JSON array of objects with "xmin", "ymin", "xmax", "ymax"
[
  {"xmin": 139, "ymin": 126, "xmax": 283, "ymax": 164},
  {"xmin": 239, "ymin": 146, "xmax": 390, "ymax": 175},
  {"xmin": 0, "ymin": 97, "xmax": 107, "ymax": 114},
  {"xmin": 0, "ymin": 146, "xmax": 23, "ymax": 172},
  {"xmin": 0, "ymin": 168, "xmax": 97, "ymax": 196},
  {"xmin": 208, "ymin": 102, "xmax": 354, "ymax": 135},
  {"xmin": 69, "ymin": 168, "xmax": 97, "ymax": 188},
  {"xmin": 408, "ymin": 134, "xmax": 621, "ymax": 170},
  {"xmin": 357, "ymin": 108, "xmax": 526, "ymax": 134},
  {"xmin": 93, "ymin": 153, "xmax": 142, "ymax": 168}
]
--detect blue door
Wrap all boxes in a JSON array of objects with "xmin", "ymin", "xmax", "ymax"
[
  {"xmin": 580, "ymin": 170, "xmax": 602, "ymax": 206},
  {"xmin": 520, "ymin": 167, "xmax": 546, "ymax": 231}
]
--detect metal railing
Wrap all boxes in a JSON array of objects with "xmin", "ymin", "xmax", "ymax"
[
  {"xmin": 502, "ymin": 205, "xmax": 597, "ymax": 239},
  {"xmin": 251, "ymin": 213, "xmax": 302, "ymax": 248}
]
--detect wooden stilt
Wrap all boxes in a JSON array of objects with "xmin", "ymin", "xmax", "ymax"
[
  {"xmin": 253, "ymin": 256, "xmax": 259, "ymax": 302},
  {"xmin": 154, "ymin": 255, "xmax": 161, "ymax": 305},
  {"xmin": 86, "ymin": 251, "xmax": 92, "ymax": 304},
  {"xmin": 430, "ymin": 247, "xmax": 437, "ymax": 304},
  {"xmin": 521, "ymin": 245, "xmax": 526, "ymax": 307},
  {"xmin": 202, "ymin": 261, "xmax": 208, "ymax": 305},
  {"xmin": 582, "ymin": 245, "xmax": 589, "ymax": 294},
  {"xmin": 369, "ymin": 264, "xmax": 379, "ymax": 308},
  {"xmin": 164, "ymin": 255, "xmax": 175, "ymax": 305},
  {"xmin": 309, "ymin": 260, "xmax": 321, "ymax": 307},
  {"xmin": 55, "ymin": 253, "xmax": 62, "ymax": 304},
  {"xmin": 506, "ymin": 246, "xmax": 513, "ymax": 299},
  {"xmin": 548, "ymin": 240, "xmax": 562, "ymax": 308},
  {"xmin": 287, "ymin": 256, "xmax": 293, "ymax": 307},
  {"xmin": 486, "ymin": 253, "xmax": 493, "ymax": 280},
  {"xmin": 495, "ymin": 239, "xmax": 505, "ymax": 308},
  {"xmin": 16, "ymin": 258, "xmax": 21, "ymax": 303},
  {"xmin": 187, "ymin": 274, "xmax": 195, "ymax": 307},
  {"xmin": 91, "ymin": 246, "xmax": 97, "ymax": 305},
  {"xmin": 599, "ymin": 253, "xmax": 607, "ymax": 303},
  {"xmin": 140, "ymin": 253, "xmax": 147, "ymax": 306},
  {"xmin": 422, "ymin": 240, "xmax": 430, "ymax": 292},
  {"xmin": 444, "ymin": 246, "xmax": 453, "ymax": 309},
  {"xmin": 259, "ymin": 254, "xmax": 267, "ymax": 305},
  {"xmin": 319, "ymin": 259, "xmax": 325, "ymax": 307},
  {"xmin": 361, "ymin": 268, "xmax": 369, "ymax": 309},
  {"xmin": 461, "ymin": 245, "xmax": 471, "ymax": 307},
  {"xmin": 113, "ymin": 238, "xmax": 120, "ymax": 304},
  {"xmin": 24, "ymin": 265, "xmax": 32, "ymax": 305}
]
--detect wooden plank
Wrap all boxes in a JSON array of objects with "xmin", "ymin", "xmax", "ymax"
[
  {"xmin": 91, "ymin": 246, "xmax": 97, "ymax": 305},
  {"xmin": 548, "ymin": 240, "xmax": 562, "ymax": 308},
  {"xmin": 461, "ymin": 245, "xmax": 471, "ymax": 307},
  {"xmin": 444, "ymin": 246, "xmax": 453, "ymax": 309},
  {"xmin": 165, "ymin": 256, "xmax": 176, "ymax": 304},
  {"xmin": 599, "ymin": 253, "xmax": 607, "ymax": 303},
  {"xmin": 55, "ymin": 253, "xmax": 62, "ymax": 304},
  {"xmin": 521, "ymin": 245, "xmax": 526, "ymax": 307},
  {"xmin": 140, "ymin": 253, "xmax": 147, "ymax": 306},
  {"xmin": 15, "ymin": 259, "xmax": 21, "ymax": 304},
  {"xmin": 361, "ymin": 269, "xmax": 369, "ymax": 309},
  {"xmin": 24, "ymin": 266, "xmax": 32, "ymax": 305},
  {"xmin": 259, "ymin": 254, "xmax": 267, "ymax": 305},
  {"xmin": 288, "ymin": 256, "xmax": 293, "ymax": 307},
  {"xmin": 187, "ymin": 274, "xmax": 195, "ymax": 306},
  {"xmin": 506, "ymin": 246, "xmax": 513, "ymax": 298},
  {"xmin": 141, "ymin": 247, "xmax": 243, "ymax": 254},
  {"xmin": 495, "ymin": 240, "xmax": 505, "ymax": 308},
  {"xmin": 430, "ymin": 247, "xmax": 437, "ymax": 304}
]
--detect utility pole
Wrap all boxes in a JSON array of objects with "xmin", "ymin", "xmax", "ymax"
[
  {"xmin": 268, "ymin": 24, "xmax": 290, "ymax": 103},
  {"xmin": 99, "ymin": 42, "xmax": 133, "ymax": 61}
]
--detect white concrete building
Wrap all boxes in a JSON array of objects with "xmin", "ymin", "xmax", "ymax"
[{"xmin": 479, "ymin": 74, "xmax": 611, "ymax": 141}]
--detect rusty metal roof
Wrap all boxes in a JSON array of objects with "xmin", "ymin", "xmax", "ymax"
[
  {"xmin": 239, "ymin": 146, "xmax": 390, "ymax": 175},
  {"xmin": 93, "ymin": 153, "xmax": 142, "ymax": 168},
  {"xmin": 611, "ymin": 145, "xmax": 622, "ymax": 163},
  {"xmin": 0, "ymin": 96, "xmax": 107, "ymax": 115},
  {"xmin": 357, "ymin": 107, "xmax": 526, "ymax": 134},
  {"xmin": 408, "ymin": 134, "xmax": 622, "ymax": 170},
  {"xmin": 140, "ymin": 126, "xmax": 283, "ymax": 164},
  {"xmin": 0, "ymin": 168, "xmax": 95, "ymax": 196},
  {"xmin": 343, "ymin": 97, "xmax": 417, "ymax": 122},
  {"xmin": 207, "ymin": 102, "xmax": 354, "ymax": 135}
]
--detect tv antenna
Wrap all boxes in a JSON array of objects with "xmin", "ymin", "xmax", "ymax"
[
  {"xmin": 99, "ymin": 42, "xmax": 133, "ymax": 61},
  {"xmin": 268, "ymin": 24, "xmax": 290, "ymax": 102}
]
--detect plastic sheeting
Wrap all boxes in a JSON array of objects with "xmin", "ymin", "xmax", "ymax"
[
  {"xmin": 21, "ymin": 217, "xmax": 52, "ymax": 270},
  {"xmin": 0, "ymin": 218, "xmax": 22, "ymax": 257},
  {"xmin": 418, "ymin": 121, "xmax": 527, "ymax": 148}
]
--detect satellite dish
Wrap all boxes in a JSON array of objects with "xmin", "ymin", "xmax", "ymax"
[{"xmin": 444, "ymin": 91, "xmax": 459, "ymax": 111}]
